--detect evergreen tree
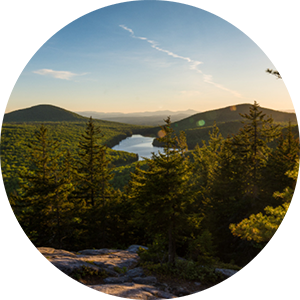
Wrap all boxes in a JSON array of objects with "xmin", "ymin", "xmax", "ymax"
[
  {"xmin": 205, "ymin": 136, "xmax": 260, "ymax": 263},
  {"xmin": 231, "ymin": 101, "xmax": 279, "ymax": 208},
  {"xmin": 53, "ymin": 149, "xmax": 83, "ymax": 249},
  {"xmin": 190, "ymin": 123, "xmax": 225, "ymax": 240},
  {"xmin": 264, "ymin": 121, "xmax": 299, "ymax": 201},
  {"xmin": 75, "ymin": 117, "xmax": 115, "ymax": 247},
  {"xmin": 129, "ymin": 117, "xmax": 194, "ymax": 265},
  {"xmin": 11, "ymin": 125, "xmax": 73, "ymax": 247}
]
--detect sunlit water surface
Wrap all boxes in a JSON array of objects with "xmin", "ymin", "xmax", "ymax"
[{"xmin": 112, "ymin": 134, "xmax": 162, "ymax": 160}]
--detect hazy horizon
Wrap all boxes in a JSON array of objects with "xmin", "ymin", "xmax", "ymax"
[
  {"xmin": 5, "ymin": 102, "xmax": 295, "ymax": 115},
  {"xmin": 6, "ymin": 1, "xmax": 295, "ymax": 114}
]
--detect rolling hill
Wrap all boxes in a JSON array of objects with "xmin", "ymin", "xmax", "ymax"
[
  {"xmin": 152, "ymin": 103, "xmax": 298, "ymax": 148},
  {"xmin": 172, "ymin": 103, "xmax": 297, "ymax": 131},
  {"xmin": 3, "ymin": 104, "xmax": 87, "ymax": 123}
]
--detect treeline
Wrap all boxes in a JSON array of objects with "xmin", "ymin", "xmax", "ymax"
[
  {"xmin": 7, "ymin": 102, "xmax": 299, "ymax": 267},
  {"xmin": 1, "ymin": 121, "xmax": 141, "ymax": 196}
]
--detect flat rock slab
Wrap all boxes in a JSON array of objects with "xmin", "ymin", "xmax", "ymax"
[
  {"xmin": 37, "ymin": 246, "xmax": 178, "ymax": 298},
  {"xmin": 38, "ymin": 247, "xmax": 140, "ymax": 275},
  {"xmin": 89, "ymin": 283, "xmax": 176, "ymax": 299},
  {"xmin": 215, "ymin": 268, "xmax": 238, "ymax": 278}
]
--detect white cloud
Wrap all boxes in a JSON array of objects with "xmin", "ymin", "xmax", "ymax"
[
  {"xmin": 120, "ymin": 25, "xmax": 242, "ymax": 98},
  {"xmin": 33, "ymin": 69, "xmax": 87, "ymax": 80}
]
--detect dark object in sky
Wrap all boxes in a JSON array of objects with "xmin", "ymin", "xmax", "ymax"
[{"xmin": 266, "ymin": 69, "xmax": 300, "ymax": 78}]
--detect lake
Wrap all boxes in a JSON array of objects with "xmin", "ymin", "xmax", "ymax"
[{"xmin": 112, "ymin": 134, "xmax": 162, "ymax": 160}]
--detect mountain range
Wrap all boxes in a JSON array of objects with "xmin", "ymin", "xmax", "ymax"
[
  {"xmin": 4, "ymin": 104, "xmax": 296, "ymax": 127},
  {"xmin": 2, "ymin": 103, "xmax": 298, "ymax": 150},
  {"xmin": 75, "ymin": 109, "xmax": 199, "ymax": 126}
]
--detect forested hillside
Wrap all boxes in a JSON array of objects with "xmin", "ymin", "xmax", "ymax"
[
  {"xmin": 1, "ymin": 117, "xmax": 151, "ymax": 196},
  {"xmin": 152, "ymin": 104, "xmax": 298, "ymax": 148},
  {"xmin": 3, "ymin": 104, "xmax": 87, "ymax": 122},
  {"xmin": 1, "ymin": 103, "xmax": 299, "ymax": 279}
]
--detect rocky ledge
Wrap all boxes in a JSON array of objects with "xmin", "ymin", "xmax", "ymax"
[{"xmin": 38, "ymin": 245, "xmax": 237, "ymax": 299}]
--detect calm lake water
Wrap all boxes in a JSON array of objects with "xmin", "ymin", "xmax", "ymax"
[{"xmin": 112, "ymin": 134, "xmax": 162, "ymax": 160}]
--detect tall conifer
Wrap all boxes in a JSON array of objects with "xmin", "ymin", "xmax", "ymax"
[
  {"xmin": 75, "ymin": 117, "xmax": 115, "ymax": 247},
  {"xmin": 231, "ymin": 101, "xmax": 279, "ymax": 207},
  {"xmin": 12, "ymin": 125, "xmax": 72, "ymax": 246},
  {"xmin": 263, "ymin": 121, "xmax": 299, "ymax": 202},
  {"xmin": 129, "ymin": 117, "xmax": 194, "ymax": 265}
]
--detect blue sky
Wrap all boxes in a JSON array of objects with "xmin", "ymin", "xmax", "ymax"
[{"xmin": 7, "ymin": 1, "xmax": 293, "ymax": 113}]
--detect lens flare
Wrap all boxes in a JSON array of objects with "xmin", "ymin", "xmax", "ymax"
[
  {"xmin": 197, "ymin": 120, "xmax": 205, "ymax": 126},
  {"xmin": 158, "ymin": 130, "xmax": 166, "ymax": 138}
]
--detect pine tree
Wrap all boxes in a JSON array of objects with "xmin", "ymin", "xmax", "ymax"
[{"xmin": 129, "ymin": 117, "xmax": 194, "ymax": 265}]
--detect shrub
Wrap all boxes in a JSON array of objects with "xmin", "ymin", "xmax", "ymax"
[
  {"xmin": 137, "ymin": 236, "xmax": 168, "ymax": 264},
  {"xmin": 70, "ymin": 266, "xmax": 108, "ymax": 281},
  {"xmin": 188, "ymin": 230, "xmax": 217, "ymax": 265},
  {"xmin": 113, "ymin": 266, "xmax": 127, "ymax": 274},
  {"xmin": 141, "ymin": 259, "xmax": 225, "ymax": 284}
]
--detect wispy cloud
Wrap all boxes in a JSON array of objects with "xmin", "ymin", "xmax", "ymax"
[
  {"xmin": 33, "ymin": 69, "xmax": 87, "ymax": 80},
  {"xmin": 120, "ymin": 25, "xmax": 242, "ymax": 98}
]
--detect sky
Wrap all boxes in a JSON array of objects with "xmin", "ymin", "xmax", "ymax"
[{"xmin": 6, "ymin": 1, "xmax": 294, "ymax": 114}]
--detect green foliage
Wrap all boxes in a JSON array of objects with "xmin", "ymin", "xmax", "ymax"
[
  {"xmin": 129, "ymin": 117, "xmax": 195, "ymax": 265},
  {"xmin": 1, "ymin": 102, "xmax": 298, "ymax": 268},
  {"xmin": 137, "ymin": 236, "xmax": 168, "ymax": 264},
  {"xmin": 263, "ymin": 121, "xmax": 299, "ymax": 200},
  {"xmin": 113, "ymin": 266, "xmax": 128, "ymax": 274},
  {"xmin": 10, "ymin": 125, "xmax": 75, "ymax": 247},
  {"xmin": 1, "ymin": 121, "xmax": 140, "ymax": 197},
  {"xmin": 110, "ymin": 160, "xmax": 149, "ymax": 191},
  {"xmin": 141, "ymin": 259, "xmax": 224, "ymax": 284},
  {"xmin": 188, "ymin": 230, "xmax": 216, "ymax": 265},
  {"xmin": 230, "ymin": 161, "xmax": 298, "ymax": 244},
  {"xmin": 70, "ymin": 265, "xmax": 108, "ymax": 281}
]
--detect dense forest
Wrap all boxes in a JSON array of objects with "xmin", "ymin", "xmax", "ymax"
[{"xmin": 1, "ymin": 102, "xmax": 299, "ymax": 282}]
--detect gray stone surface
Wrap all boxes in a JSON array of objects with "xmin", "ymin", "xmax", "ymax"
[
  {"xmin": 89, "ymin": 283, "xmax": 176, "ymax": 299},
  {"xmin": 103, "ymin": 276, "xmax": 130, "ymax": 284},
  {"xmin": 37, "ymin": 245, "xmax": 181, "ymax": 299},
  {"xmin": 126, "ymin": 245, "xmax": 148, "ymax": 253},
  {"xmin": 126, "ymin": 267, "xmax": 144, "ymax": 278},
  {"xmin": 133, "ymin": 276, "xmax": 157, "ymax": 284},
  {"xmin": 215, "ymin": 268, "xmax": 238, "ymax": 277}
]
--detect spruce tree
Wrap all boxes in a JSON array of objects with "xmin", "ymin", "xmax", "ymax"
[
  {"xmin": 264, "ymin": 121, "xmax": 299, "ymax": 201},
  {"xmin": 11, "ymin": 125, "xmax": 72, "ymax": 247},
  {"xmin": 129, "ymin": 117, "xmax": 194, "ymax": 265},
  {"xmin": 75, "ymin": 117, "xmax": 115, "ymax": 247},
  {"xmin": 231, "ymin": 101, "xmax": 279, "ymax": 208}
]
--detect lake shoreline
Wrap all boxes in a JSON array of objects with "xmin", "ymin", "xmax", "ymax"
[{"xmin": 111, "ymin": 134, "xmax": 162, "ymax": 161}]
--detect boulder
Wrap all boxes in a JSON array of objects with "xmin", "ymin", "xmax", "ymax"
[
  {"xmin": 215, "ymin": 268, "xmax": 238, "ymax": 278},
  {"xmin": 126, "ymin": 245, "xmax": 148, "ymax": 253}
]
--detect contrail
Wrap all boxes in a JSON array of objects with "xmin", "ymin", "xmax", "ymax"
[{"xmin": 120, "ymin": 25, "xmax": 242, "ymax": 98}]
